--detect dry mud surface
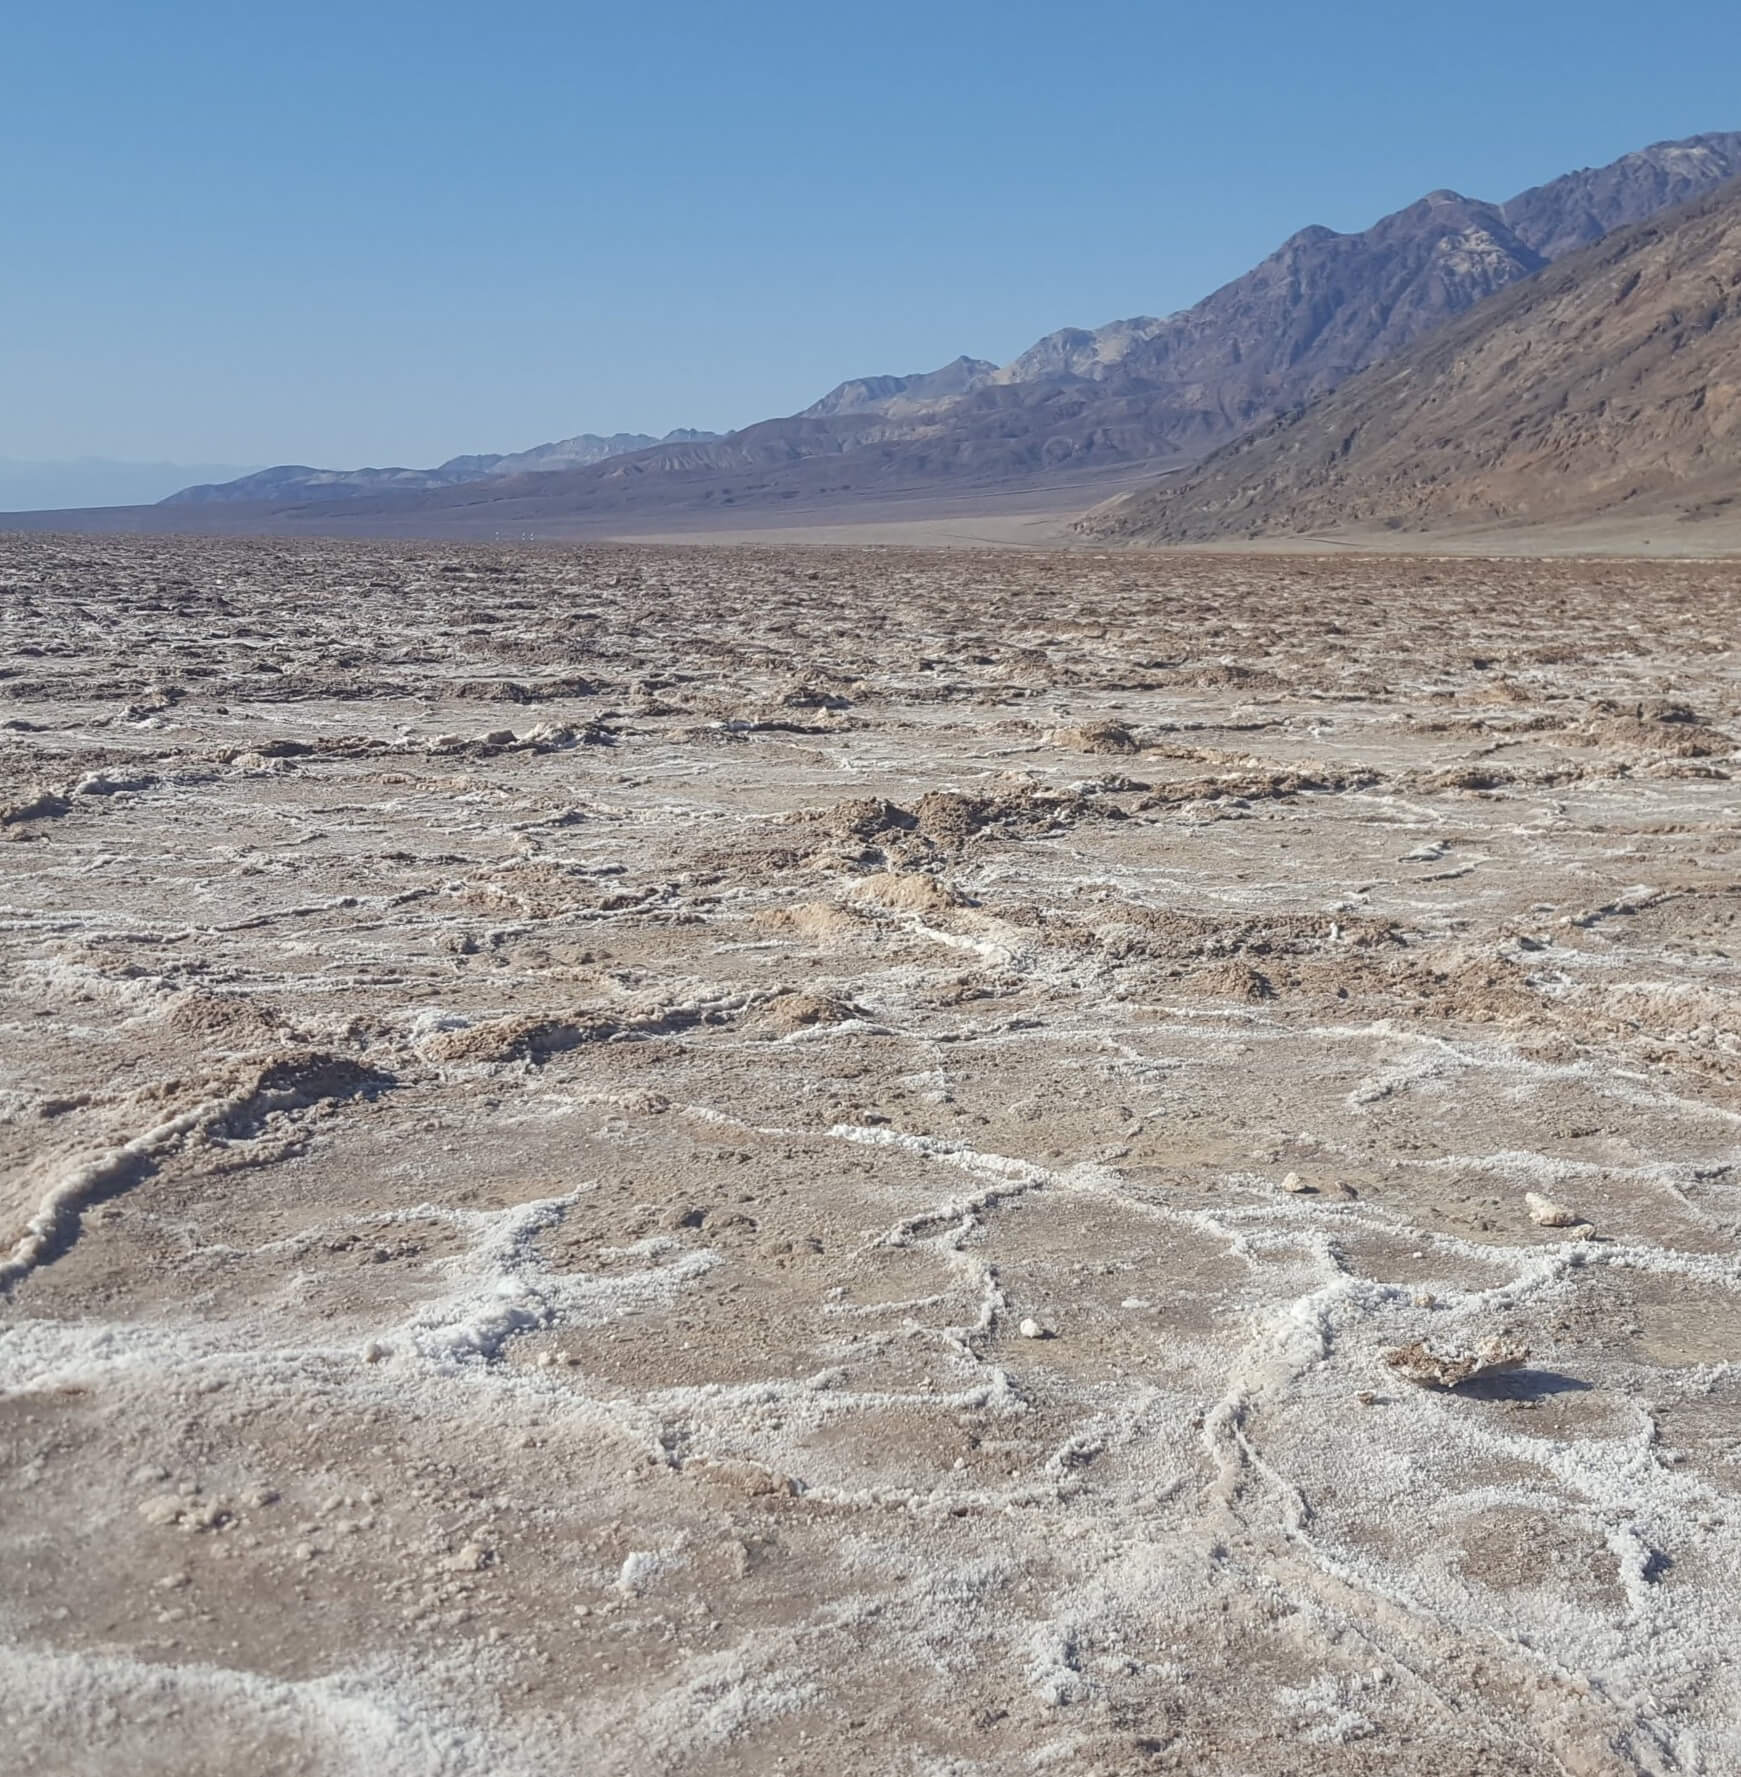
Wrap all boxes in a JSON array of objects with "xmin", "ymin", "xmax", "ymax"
[{"xmin": 2, "ymin": 535, "xmax": 1739, "ymax": 1776}]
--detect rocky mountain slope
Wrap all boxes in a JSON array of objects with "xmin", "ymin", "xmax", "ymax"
[
  {"xmin": 1007, "ymin": 132, "xmax": 1741, "ymax": 404},
  {"xmin": 1500, "ymin": 132, "xmax": 1741, "ymax": 258},
  {"xmin": 800, "ymin": 356, "xmax": 996, "ymax": 417},
  {"xmin": 1078, "ymin": 177, "xmax": 1741, "ymax": 543},
  {"xmin": 163, "ymin": 430, "xmax": 719, "ymax": 505}
]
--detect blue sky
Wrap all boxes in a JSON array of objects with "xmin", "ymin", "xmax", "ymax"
[{"xmin": 6, "ymin": 0, "xmax": 1740, "ymax": 471}]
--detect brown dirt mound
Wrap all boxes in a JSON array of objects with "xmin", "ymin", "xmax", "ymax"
[
  {"xmin": 752, "ymin": 992, "xmax": 872, "ymax": 1035},
  {"xmin": 419, "ymin": 1014, "xmax": 613, "ymax": 1065},
  {"xmin": 1049, "ymin": 720, "xmax": 1139, "ymax": 754}
]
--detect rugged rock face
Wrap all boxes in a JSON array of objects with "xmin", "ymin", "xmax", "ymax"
[
  {"xmin": 971, "ymin": 134, "xmax": 1741, "ymax": 458},
  {"xmin": 1500, "ymin": 131, "xmax": 1741, "ymax": 259},
  {"xmin": 994, "ymin": 193, "xmax": 1547, "ymax": 430},
  {"xmin": 800, "ymin": 356, "xmax": 998, "ymax": 417},
  {"xmin": 1077, "ymin": 177, "xmax": 1741, "ymax": 543}
]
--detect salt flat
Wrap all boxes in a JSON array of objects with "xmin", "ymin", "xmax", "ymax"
[{"xmin": 2, "ymin": 535, "xmax": 1738, "ymax": 1775}]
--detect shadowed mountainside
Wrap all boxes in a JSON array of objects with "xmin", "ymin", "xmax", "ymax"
[{"xmin": 1078, "ymin": 177, "xmax": 1741, "ymax": 544}]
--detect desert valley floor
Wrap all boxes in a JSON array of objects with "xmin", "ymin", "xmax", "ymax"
[{"xmin": 1, "ymin": 534, "xmax": 1739, "ymax": 1775}]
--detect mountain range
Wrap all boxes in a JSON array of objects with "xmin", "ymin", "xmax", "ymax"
[
  {"xmin": 1078, "ymin": 175, "xmax": 1741, "ymax": 544},
  {"xmin": 164, "ymin": 430, "xmax": 721, "ymax": 505},
  {"xmin": 17, "ymin": 128, "xmax": 1740, "ymax": 539}
]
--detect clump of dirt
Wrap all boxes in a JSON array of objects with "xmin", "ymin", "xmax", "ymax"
[
  {"xmin": 849, "ymin": 871, "xmax": 972, "ymax": 917},
  {"xmin": 799, "ymin": 785, "xmax": 1125, "ymax": 863},
  {"xmin": 1187, "ymin": 662, "xmax": 1286, "ymax": 692},
  {"xmin": 419, "ymin": 1013, "xmax": 613, "ymax": 1064},
  {"xmin": 776, "ymin": 681, "xmax": 852, "ymax": 710},
  {"xmin": 450, "ymin": 674, "xmax": 596, "ymax": 702},
  {"xmin": 1414, "ymin": 764, "xmax": 1518, "ymax": 793},
  {"xmin": 754, "ymin": 901, "xmax": 865, "ymax": 942},
  {"xmin": 1, "ymin": 786, "xmax": 71, "ymax": 827},
  {"xmin": 1137, "ymin": 764, "xmax": 1379, "ymax": 808},
  {"xmin": 1088, "ymin": 903, "xmax": 1404, "ymax": 968},
  {"xmin": 1049, "ymin": 720, "xmax": 1140, "ymax": 754},
  {"xmin": 167, "ymin": 993, "xmax": 289, "ymax": 1045},
  {"xmin": 449, "ymin": 864, "xmax": 604, "ymax": 919},
  {"xmin": 1573, "ymin": 710, "xmax": 1730, "ymax": 757},
  {"xmin": 752, "ymin": 991, "xmax": 871, "ymax": 1035},
  {"xmin": 1187, "ymin": 960, "xmax": 1275, "ymax": 1001},
  {"xmin": 1385, "ymin": 1339, "xmax": 1529, "ymax": 1390},
  {"xmin": 804, "ymin": 797, "xmax": 917, "ymax": 843}
]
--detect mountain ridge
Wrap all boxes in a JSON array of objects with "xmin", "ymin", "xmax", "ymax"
[
  {"xmin": 162, "ymin": 429, "xmax": 721, "ymax": 505},
  {"xmin": 370, "ymin": 129, "xmax": 1741, "ymax": 519},
  {"xmin": 1076, "ymin": 176, "xmax": 1741, "ymax": 544},
  {"xmin": 99, "ymin": 129, "xmax": 1741, "ymax": 532}
]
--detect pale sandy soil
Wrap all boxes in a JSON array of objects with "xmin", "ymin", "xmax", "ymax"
[
  {"xmin": 2, "ymin": 536, "xmax": 1739, "ymax": 1776},
  {"xmin": 612, "ymin": 509, "xmax": 1083, "ymax": 550},
  {"xmin": 614, "ymin": 508, "xmax": 1741, "ymax": 556},
  {"xmin": 1155, "ymin": 515, "xmax": 1741, "ymax": 560}
]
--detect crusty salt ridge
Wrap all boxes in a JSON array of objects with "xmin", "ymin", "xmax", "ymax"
[{"xmin": 2, "ymin": 534, "xmax": 1740, "ymax": 1774}]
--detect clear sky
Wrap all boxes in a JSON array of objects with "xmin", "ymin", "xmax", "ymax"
[{"xmin": 6, "ymin": 0, "xmax": 1740, "ymax": 470}]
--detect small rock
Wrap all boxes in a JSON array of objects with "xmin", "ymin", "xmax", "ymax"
[
  {"xmin": 1385, "ymin": 1338, "xmax": 1528, "ymax": 1391},
  {"xmin": 1525, "ymin": 1191, "xmax": 1582, "ymax": 1228},
  {"xmin": 138, "ymin": 1495, "xmax": 185, "ymax": 1527},
  {"xmin": 361, "ymin": 1339, "xmax": 392, "ymax": 1364},
  {"xmin": 616, "ymin": 1551, "xmax": 662, "ymax": 1595},
  {"xmin": 445, "ymin": 1541, "xmax": 491, "ymax": 1573},
  {"xmin": 1017, "ymin": 1318, "xmax": 1046, "ymax": 1340},
  {"xmin": 684, "ymin": 1457, "xmax": 798, "ymax": 1499},
  {"xmin": 131, "ymin": 1464, "xmax": 170, "ymax": 1486},
  {"xmin": 181, "ymin": 1499, "xmax": 230, "ymax": 1533},
  {"xmin": 1280, "ymin": 1171, "xmax": 1315, "ymax": 1194}
]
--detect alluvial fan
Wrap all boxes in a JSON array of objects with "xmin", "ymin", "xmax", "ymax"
[{"xmin": 2, "ymin": 533, "xmax": 1739, "ymax": 1774}]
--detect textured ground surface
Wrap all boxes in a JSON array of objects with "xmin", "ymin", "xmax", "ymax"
[{"xmin": 2, "ymin": 535, "xmax": 1739, "ymax": 1776}]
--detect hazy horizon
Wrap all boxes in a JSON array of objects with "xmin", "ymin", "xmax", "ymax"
[{"xmin": 0, "ymin": 458, "xmax": 274, "ymax": 513}]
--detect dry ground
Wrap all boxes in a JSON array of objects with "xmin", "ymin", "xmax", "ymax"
[{"xmin": 1, "ymin": 535, "xmax": 1739, "ymax": 1776}]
